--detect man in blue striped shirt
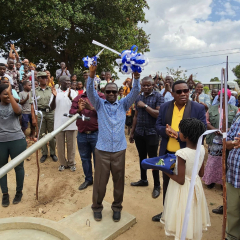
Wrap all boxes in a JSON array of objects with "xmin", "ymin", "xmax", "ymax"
[{"xmin": 87, "ymin": 64, "xmax": 140, "ymax": 222}]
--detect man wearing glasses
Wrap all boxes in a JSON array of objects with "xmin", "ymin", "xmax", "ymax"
[
  {"xmin": 152, "ymin": 80, "xmax": 207, "ymax": 222},
  {"xmin": 86, "ymin": 64, "xmax": 140, "ymax": 222},
  {"xmin": 30, "ymin": 72, "xmax": 57, "ymax": 163}
]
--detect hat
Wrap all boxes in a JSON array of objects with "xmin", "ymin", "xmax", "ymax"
[
  {"xmin": 59, "ymin": 75, "xmax": 70, "ymax": 82},
  {"xmin": 22, "ymin": 59, "xmax": 29, "ymax": 64},
  {"xmin": 37, "ymin": 72, "xmax": 48, "ymax": 78},
  {"xmin": 218, "ymin": 88, "xmax": 231, "ymax": 99},
  {"xmin": 231, "ymin": 91, "xmax": 237, "ymax": 95},
  {"xmin": 83, "ymin": 70, "xmax": 89, "ymax": 74}
]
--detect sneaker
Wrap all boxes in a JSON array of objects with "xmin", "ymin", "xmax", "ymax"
[
  {"xmin": 2, "ymin": 194, "xmax": 9, "ymax": 207},
  {"xmin": 58, "ymin": 165, "xmax": 65, "ymax": 171},
  {"xmin": 70, "ymin": 166, "xmax": 76, "ymax": 172},
  {"xmin": 13, "ymin": 191, "xmax": 23, "ymax": 204}
]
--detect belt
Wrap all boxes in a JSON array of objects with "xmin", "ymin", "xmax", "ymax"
[
  {"xmin": 38, "ymin": 108, "xmax": 51, "ymax": 113},
  {"xmin": 84, "ymin": 130, "xmax": 97, "ymax": 134}
]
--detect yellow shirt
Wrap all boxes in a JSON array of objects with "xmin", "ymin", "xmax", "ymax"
[{"xmin": 167, "ymin": 103, "xmax": 186, "ymax": 152}]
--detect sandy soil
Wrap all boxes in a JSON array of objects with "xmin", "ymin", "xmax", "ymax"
[{"xmin": 0, "ymin": 131, "xmax": 223, "ymax": 240}]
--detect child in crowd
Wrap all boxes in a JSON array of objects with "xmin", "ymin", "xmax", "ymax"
[
  {"xmin": 34, "ymin": 80, "xmax": 39, "ymax": 88},
  {"xmin": 77, "ymin": 81, "xmax": 84, "ymax": 95},
  {"xmin": 71, "ymin": 74, "xmax": 77, "ymax": 82},
  {"xmin": 118, "ymin": 87, "xmax": 124, "ymax": 100},
  {"xmin": 19, "ymin": 81, "xmax": 35, "ymax": 140},
  {"xmin": 161, "ymin": 118, "xmax": 211, "ymax": 240},
  {"xmin": 71, "ymin": 81, "xmax": 78, "ymax": 95},
  {"xmin": 22, "ymin": 65, "xmax": 29, "ymax": 81}
]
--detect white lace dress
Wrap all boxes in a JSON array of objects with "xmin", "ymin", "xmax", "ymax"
[{"xmin": 160, "ymin": 146, "xmax": 211, "ymax": 240}]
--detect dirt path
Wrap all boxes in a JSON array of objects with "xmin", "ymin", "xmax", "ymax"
[{"xmin": 0, "ymin": 132, "xmax": 223, "ymax": 239}]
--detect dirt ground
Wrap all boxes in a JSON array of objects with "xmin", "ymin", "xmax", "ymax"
[{"xmin": 0, "ymin": 130, "xmax": 223, "ymax": 240}]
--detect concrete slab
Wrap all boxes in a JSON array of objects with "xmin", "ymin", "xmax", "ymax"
[
  {"xmin": 59, "ymin": 201, "xmax": 136, "ymax": 240},
  {"xmin": 0, "ymin": 217, "xmax": 82, "ymax": 240}
]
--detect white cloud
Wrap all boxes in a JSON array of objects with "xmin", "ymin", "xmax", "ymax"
[
  {"xmin": 216, "ymin": 2, "xmax": 236, "ymax": 16},
  {"xmin": 119, "ymin": 0, "xmax": 240, "ymax": 84}
]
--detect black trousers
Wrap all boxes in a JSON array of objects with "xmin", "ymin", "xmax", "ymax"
[
  {"xmin": 163, "ymin": 150, "xmax": 175, "ymax": 205},
  {"xmin": 134, "ymin": 132, "xmax": 160, "ymax": 187}
]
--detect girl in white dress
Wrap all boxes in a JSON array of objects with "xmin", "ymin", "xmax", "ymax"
[{"xmin": 161, "ymin": 118, "xmax": 211, "ymax": 240}]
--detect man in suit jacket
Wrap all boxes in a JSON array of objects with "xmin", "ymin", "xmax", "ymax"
[{"xmin": 152, "ymin": 80, "xmax": 207, "ymax": 222}]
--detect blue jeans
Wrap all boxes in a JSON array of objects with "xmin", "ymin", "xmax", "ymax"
[{"xmin": 77, "ymin": 131, "xmax": 98, "ymax": 182}]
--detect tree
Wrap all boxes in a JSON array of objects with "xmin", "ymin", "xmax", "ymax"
[
  {"xmin": 203, "ymin": 86, "xmax": 209, "ymax": 94},
  {"xmin": 210, "ymin": 77, "xmax": 220, "ymax": 82},
  {"xmin": 0, "ymin": 0, "xmax": 150, "ymax": 78},
  {"xmin": 165, "ymin": 66, "xmax": 200, "ymax": 83},
  {"xmin": 232, "ymin": 64, "xmax": 240, "ymax": 79}
]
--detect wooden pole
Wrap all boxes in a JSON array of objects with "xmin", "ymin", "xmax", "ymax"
[
  {"xmin": 221, "ymin": 67, "xmax": 227, "ymax": 239},
  {"xmin": 34, "ymin": 107, "xmax": 40, "ymax": 201}
]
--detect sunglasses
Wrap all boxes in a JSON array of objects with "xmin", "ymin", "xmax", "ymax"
[
  {"xmin": 175, "ymin": 89, "xmax": 189, "ymax": 94},
  {"xmin": 106, "ymin": 90, "xmax": 118, "ymax": 94}
]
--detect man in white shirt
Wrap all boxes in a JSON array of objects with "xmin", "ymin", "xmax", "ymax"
[{"xmin": 50, "ymin": 76, "xmax": 78, "ymax": 172}]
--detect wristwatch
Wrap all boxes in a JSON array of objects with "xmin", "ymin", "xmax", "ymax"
[{"xmin": 144, "ymin": 104, "xmax": 148, "ymax": 109}]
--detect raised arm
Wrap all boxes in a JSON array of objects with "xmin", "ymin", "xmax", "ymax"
[
  {"xmin": 122, "ymin": 72, "xmax": 141, "ymax": 111},
  {"xmin": 86, "ymin": 64, "xmax": 101, "ymax": 110},
  {"xmin": 6, "ymin": 82, "xmax": 21, "ymax": 115}
]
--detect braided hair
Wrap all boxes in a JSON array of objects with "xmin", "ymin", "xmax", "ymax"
[{"xmin": 179, "ymin": 118, "xmax": 206, "ymax": 144}]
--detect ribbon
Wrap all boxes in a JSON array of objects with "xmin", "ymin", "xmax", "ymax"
[
  {"xmin": 180, "ymin": 66, "xmax": 228, "ymax": 240},
  {"xmin": 92, "ymin": 40, "xmax": 149, "ymax": 74},
  {"xmin": 82, "ymin": 48, "xmax": 105, "ymax": 68}
]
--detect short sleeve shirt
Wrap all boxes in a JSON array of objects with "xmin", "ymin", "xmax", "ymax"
[
  {"xmin": 135, "ymin": 91, "xmax": 164, "ymax": 136},
  {"xmin": 30, "ymin": 86, "xmax": 52, "ymax": 109},
  {"xmin": 19, "ymin": 91, "xmax": 31, "ymax": 114},
  {"xmin": 0, "ymin": 103, "xmax": 25, "ymax": 142}
]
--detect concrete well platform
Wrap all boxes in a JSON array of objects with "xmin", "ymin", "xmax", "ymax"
[
  {"xmin": 0, "ymin": 217, "xmax": 81, "ymax": 240},
  {"xmin": 0, "ymin": 201, "xmax": 136, "ymax": 240},
  {"xmin": 59, "ymin": 201, "xmax": 136, "ymax": 240}
]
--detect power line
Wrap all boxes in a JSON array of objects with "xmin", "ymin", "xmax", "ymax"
[
  {"xmin": 152, "ymin": 51, "xmax": 240, "ymax": 63},
  {"xmin": 149, "ymin": 47, "xmax": 240, "ymax": 59}
]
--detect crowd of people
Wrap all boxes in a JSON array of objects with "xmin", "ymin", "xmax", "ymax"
[{"xmin": 0, "ymin": 46, "xmax": 240, "ymax": 240}]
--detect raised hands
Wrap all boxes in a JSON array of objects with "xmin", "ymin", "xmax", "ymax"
[
  {"xmin": 133, "ymin": 72, "xmax": 140, "ymax": 80},
  {"xmin": 166, "ymin": 124, "xmax": 178, "ymax": 139}
]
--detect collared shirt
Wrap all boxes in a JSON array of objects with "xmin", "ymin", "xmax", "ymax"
[
  {"xmin": 196, "ymin": 92, "xmax": 211, "ymax": 107},
  {"xmin": 30, "ymin": 86, "xmax": 52, "ymax": 109},
  {"xmin": 56, "ymin": 69, "xmax": 71, "ymax": 79},
  {"xmin": 135, "ymin": 91, "xmax": 164, "ymax": 136},
  {"xmin": 87, "ymin": 76, "xmax": 140, "ymax": 152},
  {"xmin": 167, "ymin": 102, "xmax": 185, "ymax": 152},
  {"xmin": 160, "ymin": 88, "xmax": 174, "ymax": 103},
  {"xmin": 6, "ymin": 68, "xmax": 20, "ymax": 92},
  {"xmin": 69, "ymin": 91, "xmax": 105, "ymax": 133},
  {"xmin": 227, "ymin": 117, "xmax": 240, "ymax": 188},
  {"xmin": 212, "ymin": 95, "xmax": 236, "ymax": 106},
  {"xmin": 50, "ymin": 88, "xmax": 78, "ymax": 131}
]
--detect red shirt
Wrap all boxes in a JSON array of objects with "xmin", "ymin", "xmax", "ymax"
[
  {"xmin": 78, "ymin": 89, "xmax": 84, "ymax": 95},
  {"xmin": 69, "ymin": 91, "xmax": 105, "ymax": 133}
]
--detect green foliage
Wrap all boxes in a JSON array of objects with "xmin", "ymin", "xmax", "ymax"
[
  {"xmin": 165, "ymin": 67, "xmax": 199, "ymax": 82},
  {"xmin": 0, "ymin": 0, "xmax": 150, "ymax": 78},
  {"xmin": 210, "ymin": 77, "xmax": 220, "ymax": 82},
  {"xmin": 232, "ymin": 64, "xmax": 240, "ymax": 79},
  {"xmin": 203, "ymin": 86, "xmax": 209, "ymax": 94},
  {"xmin": 234, "ymin": 79, "xmax": 240, "ymax": 87}
]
